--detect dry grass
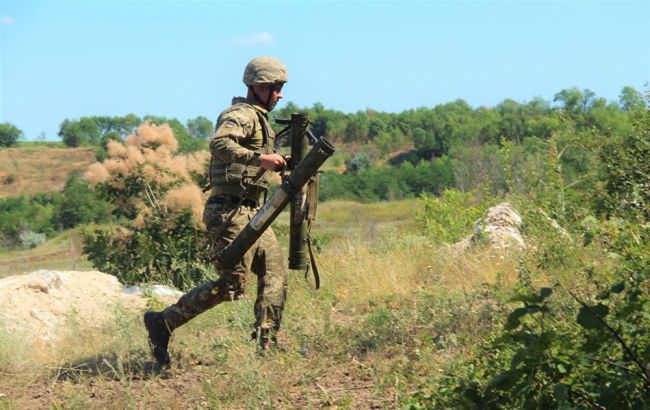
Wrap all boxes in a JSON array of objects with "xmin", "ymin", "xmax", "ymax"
[
  {"xmin": 0, "ymin": 147, "xmax": 96, "ymax": 198},
  {"xmin": 0, "ymin": 199, "xmax": 523, "ymax": 408},
  {"xmin": 319, "ymin": 230, "xmax": 518, "ymax": 312}
]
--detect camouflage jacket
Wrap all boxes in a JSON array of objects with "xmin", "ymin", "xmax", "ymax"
[{"xmin": 208, "ymin": 97, "xmax": 275, "ymax": 202}]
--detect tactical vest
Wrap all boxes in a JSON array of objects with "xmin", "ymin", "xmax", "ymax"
[{"xmin": 209, "ymin": 103, "xmax": 274, "ymax": 202}]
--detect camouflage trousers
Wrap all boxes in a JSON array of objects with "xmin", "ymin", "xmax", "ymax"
[{"xmin": 161, "ymin": 200, "xmax": 288, "ymax": 337}]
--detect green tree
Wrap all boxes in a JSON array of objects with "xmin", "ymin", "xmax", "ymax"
[
  {"xmin": 600, "ymin": 91, "xmax": 650, "ymax": 220},
  {"xmin": 344, "ymin": 152, "xmax": 371, "ymax": 174},
  {"xmin": 51, "ymin": 175, "xmax": 113, "ymax": 229},
  {"xmin": 58, "ymin": 118, "xmax": 100, "ymax": 147},
  {"xmin": 0, "ymin": 122, "xmax": 23, "ymax": 147},
  {"xmin": 186, "ymin": 116, "xmax": 214, "ymax": 140},
  {"xmin": 619, "ymin": 86, "xmax": 644, "ymax": 112}
]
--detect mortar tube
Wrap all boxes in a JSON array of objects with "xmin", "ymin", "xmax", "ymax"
[
  {"xmin": 288, "ymin": 113, "xmax": 310, "ymax": 270},
  {"xmin": 216, "ymin": 137, "xmax": 335, "ymax": 269}
]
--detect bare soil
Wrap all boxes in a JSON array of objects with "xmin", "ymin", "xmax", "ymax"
[{"xmin": 0, "ymin": 147, "xmax": 96, "ymax": 198}]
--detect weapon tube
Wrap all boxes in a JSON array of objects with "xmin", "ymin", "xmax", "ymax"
[
  {"xmin": 288, "ymin": 113, "xmax": 310, "ymax": 270},
  {"xmin": 216, "ymin": 135, "xmax": 335, "ymax": 269}
]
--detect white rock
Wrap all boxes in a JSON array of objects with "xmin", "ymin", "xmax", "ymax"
[
  {"xmin": 453, "ymin": 202, "xmax": 526, "ymax": 252},
  {"xmin": 123, "ymin": 284, "xmax": 183, "ymax": 298}
]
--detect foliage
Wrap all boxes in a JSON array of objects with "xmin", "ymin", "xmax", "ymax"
[
  {"xmin": 0, "ymin": 194, "xmax": 57, "ymax": 246},
  {"xmin": 0, "ymin": 122, "xmax": 23, "ymax": 147},
  {"xmin": 51, "ymin": 174, "xmax": 113, "ymax": 230},
  {"xmin": 408, "ymin": 93, "xmax": 650, "ymax": 408},
  {"xmin": 81, "ymin": 123, "xmax": 212, "ymax": 290},
  {"xmin": 0, "ymin": 176, "xmax": 113, "ymax": 248},
  {"xmin": 599, "ymin": 95, "xmax": 650, "ymax": 220},
  {"xmin": 344, "ymin": 152, "xmax": 371, "ymax": 174},
  {"xmin": 18, "ymin": 229, "xmax": 46, "ymax": 248},
  {"xmin": 144, "ymin": 115, "xmax": 208, "ymax": 153},
  {"xmin": 186, "ymin": 115, "xmax": 214, "ymax": 141},
  {"xmin": 320, "ymin": 157, "xmax": 454, "ymax": 202},
  {"xmin": 57, "ymin": 114, "xmax": 208, "ymax": 153},
  {"xmin": 83, "ymin": 209, "xmax": 213, "ymax": 290},
  {"xmin": 416, "ymin": 189, "xmax": 491, "ymax": 244}
]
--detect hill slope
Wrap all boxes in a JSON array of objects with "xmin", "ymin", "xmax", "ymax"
[{"xmin": 0, "ymin": 147, "xmax": 96, "ymax": 198}]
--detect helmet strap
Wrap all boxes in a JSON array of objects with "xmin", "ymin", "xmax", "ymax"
[
  {"xmin": 265, "ymin": 87, "xmax": 274, "ymax": 108},
  {"xmin": 250, "ymin": 86, "xmax": 272, "ymax": 111}
]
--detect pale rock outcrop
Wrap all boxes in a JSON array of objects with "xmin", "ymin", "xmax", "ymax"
[{"xmin": 453, "ymin": 202, "xmax": 526, "ymax": 252}]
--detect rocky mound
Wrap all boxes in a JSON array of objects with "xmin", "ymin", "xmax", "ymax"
[
  {"xmin": 0, "ymin": 270, "xmax": 180, "ymax": 344},
  {"xmin": 453, "ymin": 202, "xmax": 526, "ymax": 252}
]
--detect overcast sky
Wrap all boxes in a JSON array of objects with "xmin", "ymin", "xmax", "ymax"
[{"xmin": 1, "ymin": 1, "xmax": 649, "ymax": 140}]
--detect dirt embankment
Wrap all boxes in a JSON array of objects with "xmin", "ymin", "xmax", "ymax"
[
  {"xmin": 0, "ymin": 270, "xmax": 147, "ymax": 344},
  {"xmin": 0, "ymin": 147, "xmax": 96, "ymax": 198}
]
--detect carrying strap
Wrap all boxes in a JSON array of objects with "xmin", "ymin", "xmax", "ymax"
[
  {"xmin": 303, "ymin": 174, "xmax": 321, "ymax": 289},
  {"xmin": 305, "ymin": 221, "xmax": 320, "ymax": 290}
]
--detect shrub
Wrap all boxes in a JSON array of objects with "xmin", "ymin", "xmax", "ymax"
[
  {"xmin": 83, "ymin": 208, "xmax": 213, "ymax": 290},
  {"xmin": 82, "ymin": 122, "xmax": 212, "ymax": 289},
  {"xmin": 319, "ymin": 157, "xmax": 455, "ymax": 202},
  {"xmin": 408, "ymin": 103, "xmax": 650, "ymax": 407},
  {"xmin": 416, "ymin": 189, "xmax": 490, "ymax": 244},
  {"xmin": 0, "ymin": 123, "xmax": 23, "ymax": 147},
  {"xmin": 18, "ymin": 229, "xmax": 46, "ymax": 248},
  {"xmin": 0, "ymin": 196, "xmax": 56, "ymax": 243},
  {"xmin": 50, "ymin": 175, "xmax": 113, "ymax": 230}
]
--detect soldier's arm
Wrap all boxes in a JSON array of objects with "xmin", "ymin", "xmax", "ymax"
[
  {"xmin": 210, "ymin": 111, "xmax": 286, "ymax": 170},
  {"xmin": 210, "ymin": 111, "xmax": 262, "ymax": 166}
]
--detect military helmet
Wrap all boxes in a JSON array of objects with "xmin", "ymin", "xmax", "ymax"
[{"xmin": 243, "ymin": 56, "xmax": 288, "ymax": 86}]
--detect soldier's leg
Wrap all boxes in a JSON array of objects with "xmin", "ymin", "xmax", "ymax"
[
  {"xmin": 145, "ymin": 204, "xmax": 252, "ymax": 365},
  {"xmin": 161, "ymin": 204, "xmax": 253, "ymax": 330},
  {"xmin": 251, "ymin": 227, "xmax": 288, "ymax": 348}
]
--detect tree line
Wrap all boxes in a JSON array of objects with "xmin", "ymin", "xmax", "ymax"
[{"xmin": 0, "ymin": 86, "xmax": 646, "ymax": 247}]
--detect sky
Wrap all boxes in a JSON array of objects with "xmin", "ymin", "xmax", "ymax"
[{"xmin": 1, "ymin": 1, "xmax": 649, "ymax": 140}]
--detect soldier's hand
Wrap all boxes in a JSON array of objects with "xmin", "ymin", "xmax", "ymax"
[{"xmin": 260, "ymin": 153, "xmax": 287, "ymax": 171}]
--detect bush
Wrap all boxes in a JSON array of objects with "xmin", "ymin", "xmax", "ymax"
[
  {"xmin": 51, "ymin": 175, "xmax": 113, "ymax": 229},
  {"xmin": 0, "ymin": 123, "xmax": 23, "ymax": 147},
  {"xmin": 408, "ymin": 103, "xmax": 650, "ymax": 407},
  {"xmin": 319, "ymin": 157, "xmax": 455, "ymax": 202},
  {"xmin": 83, "ymin": 209, "xmax": 213, "ymax": 290},
  {"xmin": 416, "ymin": 189, "xmax": 490, "ymax": 244},
  {"xmin": 599, "ymin": 98, "xmax": 649, "ymax": 220},
  {"xmin": 0, "ymin": 196, "xmax": 56, "ymax": 244},
  {"xmin": 82, "ymin": 123, "xmax": 212, "ymax": 289},
  {"xmin": 18, "ymin": 229, "xmax": 46, "ymax": 248},
  {"xmin": 344, "ymin": 152, "xmax": 371, "ymax": 174},
  {"xmin": 0, "ymin": 175, "xmax": 113, "ymax": 249}
]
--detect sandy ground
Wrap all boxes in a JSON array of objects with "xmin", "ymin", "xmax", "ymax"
[{"xmin": 0, "ymin": 270, "xmax": 152, "ymax": 345}]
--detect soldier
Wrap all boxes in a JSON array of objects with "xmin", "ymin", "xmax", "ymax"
[{"xmin": 144, "ymin": 56, "xmax": 289, "ymax": 367}]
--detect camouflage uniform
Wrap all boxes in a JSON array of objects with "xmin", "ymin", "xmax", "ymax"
[{"xmin": 160, "ymin": 96, "xmax": 288, "ymax": 340}]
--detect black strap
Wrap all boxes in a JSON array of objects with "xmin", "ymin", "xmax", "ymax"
[{"xmin": 304, "ymin": 219, "xmax": 320, "ymax": 290}]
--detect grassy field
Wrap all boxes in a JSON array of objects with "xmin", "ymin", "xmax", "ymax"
[
  {"xmin": 0, "ymin": 146, "xmax": 96, "ymax": 198},
  {"xmin": 0, "ymin": 198, "xmax": 519, "ymax": 408},
  {"xmin": 0, "ymin": 230, "xmax": 92, "ymax": 279}
]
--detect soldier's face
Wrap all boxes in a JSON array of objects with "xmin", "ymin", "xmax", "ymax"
[{"xmin": 254, "ymin": 84, "xmax": 283, "ymax": 111}]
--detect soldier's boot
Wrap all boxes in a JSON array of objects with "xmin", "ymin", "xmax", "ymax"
[
  {"xmin": 251, "ymin": 328, "xmax": 278, "ymax": 353},
  {"xmin": 144, "ymin": 311, "xmax": 171, "ymax": 367}
]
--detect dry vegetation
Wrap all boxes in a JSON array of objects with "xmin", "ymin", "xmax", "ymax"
[{"xmin": 0, "ymin": 147, "xmax": 96, "ymax": 198}]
